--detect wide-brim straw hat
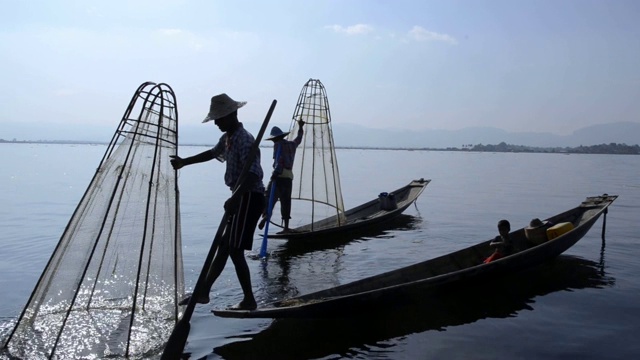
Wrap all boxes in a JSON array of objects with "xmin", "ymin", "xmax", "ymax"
[
  {"xmin": 266, "ymin": 126, "xmax": 290, "ymax": 141},
  {"xmin": 526, "ymin": 218, "xmax": 549, "ymax": 229},
  {"xmin": 202, "ymin": 93, "xmax": 247, "ymax": 123}
]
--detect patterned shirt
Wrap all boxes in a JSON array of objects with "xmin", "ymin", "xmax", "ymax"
[
  {"xmin": 210, "ymin": 123, "xmax": 264, "ymax": 193},
  {"xmin": 272, "ymin": 125, "xmax": 303, "ymax": 177}
]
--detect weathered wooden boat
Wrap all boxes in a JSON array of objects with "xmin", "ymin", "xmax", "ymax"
[
  {"xmin": 214, "ymin": 194, "xmax": 617, "ymax": 318},
  {"xmin": 213, "ymin": 255, "xmax": 614, "ymax": 359},
  {"xmin": 267, "ymin": 178, "xmax": 430, "ymax": 240}
]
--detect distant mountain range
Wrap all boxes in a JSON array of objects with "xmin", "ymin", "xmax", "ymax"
[
  {"xmin": 2, "ymin": 121, "xmax": 639, "ymax": 149},
  {"xmin": 329, "ymin": 121, "xmax": 640, "ymax": 149}
]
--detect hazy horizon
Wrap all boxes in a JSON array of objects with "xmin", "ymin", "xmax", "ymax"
[{"xmin": 3, "ymin": 120, "xmax": 639, "ymax": 149}]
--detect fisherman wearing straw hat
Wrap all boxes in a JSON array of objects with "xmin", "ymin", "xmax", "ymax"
[
  {"xmin": 170, "ymin": 93, "xmax": 265, "ymax": 310},
  {"xmin": 259, "ymin": 117, "xmax": 305, "ymax": 233}
]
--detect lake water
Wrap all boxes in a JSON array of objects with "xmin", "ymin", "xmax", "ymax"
[{"xmin": 1, "ymin": 143, "xmax": 639, "ymax": 359}]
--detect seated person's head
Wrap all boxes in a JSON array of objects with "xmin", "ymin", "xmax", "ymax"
[{"xmin": 497, "ymin": 219, "xmax": 510, "ymax": 236}]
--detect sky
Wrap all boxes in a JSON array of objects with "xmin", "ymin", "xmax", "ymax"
[{"xmin": 1, "ymin": 0, "xmax": 639, "ymax": 136}]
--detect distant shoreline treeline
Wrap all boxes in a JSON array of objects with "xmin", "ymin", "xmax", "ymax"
[
  {"xmin": 1, "ymin": 139, "xmax": 639, "ymax": 155},
  {"xmin": 457, "ymin": 142, "xmax": 640, "ymax": 155},
  {"xmin": 345, "ymin": 142, "xmax": 640, "ymax": 154}
]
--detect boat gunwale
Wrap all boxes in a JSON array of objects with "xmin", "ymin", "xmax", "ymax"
[
  {"xmin": 268, "ymin": 178, "xmax": 430, "ymax": 239},
  {"xmin": 214, "ymin": 194, "xmax": 617, "ymax": 318}
]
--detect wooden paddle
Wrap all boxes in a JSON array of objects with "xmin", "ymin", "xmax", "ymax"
[
  {"xmin": 259, "ymin": 144, "xmax": 282, "ymax": 258},
  {"xmin": 161, "ymin": 99, "xmax": 277, "ymax": 360}
]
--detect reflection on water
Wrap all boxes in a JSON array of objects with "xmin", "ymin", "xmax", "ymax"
[
  {"xmin": 253, "ymin": 214, "xmax": 423, "ymax": 305},
  {"xmin": 1, "ymin": 293, "xmax": 176, "ymax": 359},
  {"xmin": 211, "ymin": 254, "xmax": 615, "ymax": 360},
  {"xmin": 275, "ymin": 213, "xmax": 422, "ymax": 255}
]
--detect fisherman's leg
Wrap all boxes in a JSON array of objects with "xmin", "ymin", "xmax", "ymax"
[
  {"xmin": 280, "ymin": 179, "xmax": 293, "ymax": 230},
  {"xmin": 179, "ymin": 226, "xmax": 232, "ymax": 305},
  {"xmin": 259, "ymin": 180, "xmax": 276, "ymax": 230},
  {"xmin": 265, "ymin": 180, "xmax": 276, "ymax": 215},
  {"xmin": 260, "ymin": 179, "xmax": 282, "ymax": 229},
  {"xmin": 229, "ymin": 249, "xmax": 256, "ymax": 310},
  {"xmin": 201, "ymin": 241, "xmax": 231, "ymax": 298},
  {"xmin": 273, "ymin": 179, "xmax": 285, "ymax": 227},
  {"xmin": 227, "ymin": 191, "xmax": 263, "ymax": 310}
]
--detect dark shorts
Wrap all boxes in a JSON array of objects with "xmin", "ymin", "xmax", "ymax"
[
  {"xmin": 270, "ymin": 177, "xmax": 293, "ymax": 220},
  {"xmin": 224, "ymin": 191, "xmax": 265, "ymax": 250}
]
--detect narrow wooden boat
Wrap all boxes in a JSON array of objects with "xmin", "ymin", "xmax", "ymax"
[
  {"xmin": 213, "ymin": 255, "xmax": 614, "ymax": 359},
  {"xmin": 214, "ymin": 194, "xmax": 617, "ymax": 318},
  {"xmin": 267, "ymin": 178, "xmax": 430, "ymax": 240}
]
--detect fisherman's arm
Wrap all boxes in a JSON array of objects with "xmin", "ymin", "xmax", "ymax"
[
  {"xmin": 170, "ymin": 136, "xmax": 224, "ymax": 170},
  {"xmin": 170, "ymin": 150, "xmax": 215, "ymax": 170},
  {"xmin": 293, "ymin": 118, "xmax": 304, "ymax": 145}
]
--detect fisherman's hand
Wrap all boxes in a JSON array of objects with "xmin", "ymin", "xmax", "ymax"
[
  {"xmin": 169, "ymin": 155, "xmax": 185, "ymax": 170},
  {"xmin": 224, "ymin": 196, "xmax": 241, "ymax": 214},
  {"xmin": 298, "ymin": 118, "xmax": 305, "ymax": 127}
]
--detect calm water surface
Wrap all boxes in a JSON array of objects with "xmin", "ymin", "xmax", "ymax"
[{"xmin": 1, "ymin": 143, "xmax": 639, "ymax": 359}]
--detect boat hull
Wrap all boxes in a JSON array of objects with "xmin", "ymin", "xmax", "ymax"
[
  {"xmin": 214, "ymin": 194, "xmax": 617, "ymax": 318},
  {"xmin": 267, "ymin": 178, "xmax": 430, "ymax": 240}
]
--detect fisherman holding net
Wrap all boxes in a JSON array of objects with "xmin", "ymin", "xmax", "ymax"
[
  {"xmin": 170, "ymin": 93, "xmax": 265, "ymax": 310},
  {"xmin": 259, "ymin": 117, "xmax": 305, "ymax": 233}
]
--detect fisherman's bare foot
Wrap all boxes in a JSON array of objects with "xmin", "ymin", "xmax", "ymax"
[
  {"xmin": 178, "ymin": 293, "xmax": 210, "ymax": 306},
  {"xmin": 227, "ymin": 298, "xmax": 257, "ymax": 311}
]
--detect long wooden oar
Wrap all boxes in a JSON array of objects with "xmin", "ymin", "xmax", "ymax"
[
  {"xmin": 161, "ymin": 99, "xmax": 277, "ymax": 360},
  {"xmin": 259, "ymin": 145, "xmax": 282, "ymax": 258}
]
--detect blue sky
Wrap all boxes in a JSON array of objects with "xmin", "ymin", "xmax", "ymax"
[{"xmin": 1, "ymin": 0, "xmax": 639, "ymax": 135}]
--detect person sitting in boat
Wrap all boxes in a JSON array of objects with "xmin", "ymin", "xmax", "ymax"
[
  {"xmin": 259, "ymin": 117, "xmax": 305, "ymax": 233},
  {"xmin": 484, "ymin": 219, "xmax": 512, "ymax": 263}
]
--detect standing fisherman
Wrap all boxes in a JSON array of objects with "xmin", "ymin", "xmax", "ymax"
[
  {"xmin": 259, "ymin": 117, "xmax": 305, "ymax": 233},
  {"xmin": 170, "ymin": 93, "xmax": 265, "ymax": 310}
]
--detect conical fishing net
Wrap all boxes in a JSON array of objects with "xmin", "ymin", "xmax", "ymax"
[
  {"xmin": 284, "ymin": 79, "xmax": 346, "ymax": 231},
  {"xmin": 1, "ymin": 82, "xmax": 184, "ymax": 359}
]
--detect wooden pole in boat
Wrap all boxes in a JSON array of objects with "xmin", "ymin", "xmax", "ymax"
[
  {"xmin": 160, "ymin": 100, "xmax": 277, "ymax": 360},
  {"xmin": 260, "ymin": 145, "xmax": 282, "ymax": 258},
  {"xmin": 601, "ymin": 207, "xmax": 608, "ymax": 241}
]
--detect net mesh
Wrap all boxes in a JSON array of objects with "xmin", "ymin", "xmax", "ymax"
[
  {"xmin": 2, "ymin": 82, "xmax": 184, "ymax": 359},
  {"xmin": 285, "ymin": 79, "xmax": 346, "ymax": 231}
]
